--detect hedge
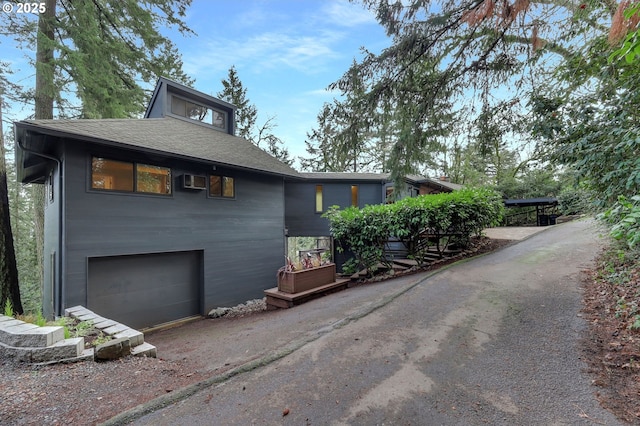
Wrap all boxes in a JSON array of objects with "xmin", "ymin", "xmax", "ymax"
[{"xmin": 323, "ymin": 187, "xmax": 504, "ymax": 275}]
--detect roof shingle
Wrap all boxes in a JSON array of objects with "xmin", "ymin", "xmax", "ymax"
[{"xmin": 17, "ymin": 116, "xmax": 300, "ymax": 178}]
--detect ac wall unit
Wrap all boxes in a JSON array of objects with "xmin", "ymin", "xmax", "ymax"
[{"xmin": 182, "ymin": 174, "xmax": 206, "ymax": 190}]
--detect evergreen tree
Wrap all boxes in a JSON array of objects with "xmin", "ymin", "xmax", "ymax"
[
  {"xmin": 327, "ymin": 0, "xmax": 621, "ymax": 186},
  {"xmin": 1, "ymin": 0, "xmax": 195, "ymax": 316},
  {"xmin": 331, "ymin": 61, "xmax": 374, "ymax": 172},
  {"xmin": 217, "ymin": 66, "xmax": 293, "ymax": 165},
  {"xmin": 0, "ymin": 90, "xmax": 23, "ymax": 315},
  {"xmin": 300, "ymin": 102, "xmax": 347, "ymax": 172},
  {"xmin": 218, "ymin": 66, "xmax": 257, "ymax": 141},
  {"xmin": 3, "ymin": 0, "xmax": 194, "ymax": 119}
]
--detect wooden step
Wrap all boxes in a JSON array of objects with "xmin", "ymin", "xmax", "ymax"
[{"xmin": 264, "ymin": 278, "xmax": 351, "ymax": 309}]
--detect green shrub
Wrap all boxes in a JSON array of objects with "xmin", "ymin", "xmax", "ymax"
[
  {"xmin": 324, "ymin": 187, "xmax": 504, "ymax": 274},
  {"xmin": 557, "ymin": 187, "xmax": 594, "ymax": 215},
  {"xmin": 602, "ymin": 195, "xmax": 640, "ymax": 250}
]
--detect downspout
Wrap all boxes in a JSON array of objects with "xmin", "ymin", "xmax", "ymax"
[{"xmin": 15, "ymin": 135, "xmax": 64, "ymax": 318}]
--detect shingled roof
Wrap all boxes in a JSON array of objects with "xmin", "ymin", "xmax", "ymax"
[
  {"xmin": 15, "ymin": 116, "xmax": 300, "ymax": 180},
  {"xmin": 299, "ymin": 172, "xmax": 463, "ymax": 191}
]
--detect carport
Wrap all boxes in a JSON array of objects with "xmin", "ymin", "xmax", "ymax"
[{"xmin": 504, "ymin": 197, "xmax": 559, "ymax": 226}]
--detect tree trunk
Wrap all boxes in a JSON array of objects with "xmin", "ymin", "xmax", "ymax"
[
  {"xmin": 32, "ymin": 0, "xmax": 56, "ymax": 313},
  {"xmin": 35, "ymin": 0, "xmax": 56, "ymax": 120},
  {"xmin": 0, "ymin": 96, "xmax": 24, "ymax": 315}
]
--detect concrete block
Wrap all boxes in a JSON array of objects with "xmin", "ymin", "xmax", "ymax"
[
  {"xmin": 0, "ymin": 324, "xmax": 64, "ymax": 348},
  {"xmin": 75, "ymin": 314, "xmax": 98, "ymax": 322},
  {"xmin": 0, "ymin": 319, "xmax": 23, "ymax": 330},
  {"xmin": 104, "ymin": 323, "xmax": 128, "ymax": 335},
  {"xmin": 114, "ymin": 328, "xmax": 144, "ymax": 347},
  {"xmin": 30, "ymin": 337, "xmax": 84, "ymax": 363},
  {"xmin": 65, "ymin": 306, "xmax": 91, "ymax": 317},
  {"xmin": 36, "ymin": 326, "xmax": 65, "ymax": 346},
  {"xmin": 5, "ymin": 323, "xmax": 39, "ymax": 333},
  {"xmin": 0, "ymin": 315, "xmax": 18, "ymax": 323},
  {"xmin": 131, "ymin": 342, "xmax": 157, "ymax": 358},
  {"xmin": 86, "ymin": 316, "xmax": 107, "ymax": 325},
  {"xmin": 93, "ymin": 319, "xmax": 118, "ymax": 329},
  {"xmin": 0, "ymin": 341, "xmax": 32, "ymax": 362},
  {"xmin": 33, "ymin": 348, "xmax": 95, "ymax": 366}
]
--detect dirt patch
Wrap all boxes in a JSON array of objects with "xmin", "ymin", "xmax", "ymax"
[{"xmin": 581, "ymin": 248, "xmax": 640, "ymax": 424}]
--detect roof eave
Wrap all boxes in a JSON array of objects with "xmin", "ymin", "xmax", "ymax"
[{"xmin": 13, "ymin": 120, "xmax": 299, "ymax": 179}]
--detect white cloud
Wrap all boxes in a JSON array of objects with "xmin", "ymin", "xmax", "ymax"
[
  {"xmin": 322, "ymin": 1, "xmax": 377, "ymax": 27},
  {"xmin": 183, "ymin": 29, "xmax": 345, "ymax": 78}
]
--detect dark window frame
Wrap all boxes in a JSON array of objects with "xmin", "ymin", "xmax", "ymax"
[
  {"xmin": 89, "ymin": 156, "xmax": 172, "ymax": 196},
  {"xmin": 169, "ymin": 94, "xmax": 228, "ymax": 131},
  {"xmin": 208, "ymin": 174, "xmax": 235, "ymax": 199}
]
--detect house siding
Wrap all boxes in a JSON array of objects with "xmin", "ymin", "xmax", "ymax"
[
  {"xmin": 285, "ymin": 180, "xmax": 385, "ymax": 237},
  {"xmin": 61, "ymin": 140, "xmax": 285, "ymax": 320},
  {"xmin": 284, "ymin": 180, "xmax": 384, "ymax": 273},
  {"xmin": 42, "ymin": 159, "xmax": 62, "ymax": 319},
  {"xmin": 145, "ymin": 83, "xmax": 166, "ymax": 119}
]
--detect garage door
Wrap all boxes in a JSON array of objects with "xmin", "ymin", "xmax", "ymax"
[{"xmin": 88, "ymin": 251, "xmax": 201, "ymax": 329}]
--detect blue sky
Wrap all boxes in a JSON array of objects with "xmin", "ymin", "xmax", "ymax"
[{"xmin": 1, "ymin": 0, "xmax": 391, "ymax": 163}]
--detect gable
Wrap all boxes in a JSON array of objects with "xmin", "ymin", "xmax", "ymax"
[{"xmin": 145, "ymin": 77, "xmax": 236, "ymax": 135}]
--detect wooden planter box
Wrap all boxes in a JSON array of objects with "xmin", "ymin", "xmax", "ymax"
[{"xmin": 277, "ymin": 263, "xmax": 336, "ymax": 294}]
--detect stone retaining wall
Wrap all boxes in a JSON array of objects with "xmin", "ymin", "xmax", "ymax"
[{"xmin": 0, "ymin": 307, "xmax": 156, "ymax": 364}]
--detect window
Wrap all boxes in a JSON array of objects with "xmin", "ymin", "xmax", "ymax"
[
  {"xmin": 170, "ymin": 95, "xmax": 226, "ymax": 130},
  {"xmin": 170, "ymin": 96, "xmax": 186, "ymax": 116},
  {"xmin": 92, "ymin": 158, "xmax": 134, "ymax": 191},
  {"xmin": 351, "ymin": 185, "xmax": 358, "ymax": 207},
  {"xmin": 209, "ymin": 175, "xmax": 235, "ymax": 198},
  {"xmin": 91, "ymin": 157, "xmax": 171, "ymax": 195},
  {"xmin": 385, "ymin": 186, "xmax": 394, "ymax": 203},
  {"xmin": 136, "ymin": 164, "xmax": 172, "ymax": 194},
  {"xmin": 212, "ymin": 110, "xmax": 226, "ymax": 129},
  {"xmin": 47, "ymin": 171, "xmax": 54, "ymax": 203},
  {"xmin": 315, "ymin": 185, "xmax": 323, "ymax": 213}
]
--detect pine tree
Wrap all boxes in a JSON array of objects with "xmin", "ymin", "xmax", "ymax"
[
  {"xmin": 217, "ymin": 66, "xmax": 292, "ymax": 165},
  {"xmin": 218, "ymin": 66, "xmax": 257, "ymax": 141},
  {"xmin": 300, "ymin": 103, "xmax": 342, "ymax": 172},
  {"xmin": 0, "ymin": 91, "xmax": 23, "ymax": 315}
]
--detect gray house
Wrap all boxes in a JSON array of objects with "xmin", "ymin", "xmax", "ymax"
[
  {"xmin": 14, "ymin": 78, "xmax": 460, "ymax": 330},
  {"xmin": 14, "ymin": 78, "xmax": 300, "ymax": 329},
  {"xmin": 285, "ymin": 172, "xmax": 461, "ymax": 268},
  {"xmin": 286, "ymin": 172, "xmax": 461, "ymax": 235}
]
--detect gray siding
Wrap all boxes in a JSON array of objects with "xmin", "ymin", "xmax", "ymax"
[
  {"xmin": 144, "ymin": 84, "xmax": 166, "ymax": 119},
  {"xmin": 284, "ymin": 180, "xmax": 384, "ymax": 237},
  {"xmin": 61, "ymin": 140, "xmax": 285, "ymax": 319},
  {"xmin": 43, "ymin": 162, "xmax": 61, "ymax": 319}
]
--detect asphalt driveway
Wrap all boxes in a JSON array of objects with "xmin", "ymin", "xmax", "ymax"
[{"xmin": 107, "ymin": 219, "xmax": 620, "ymax": 425}]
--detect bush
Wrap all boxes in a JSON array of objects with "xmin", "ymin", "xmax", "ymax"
[
  {"xmin": 557, "ymin": 187, "xmax": 595, "ymax": 215},
  {"xmin": 601, "ymin": 195, "xmax": 640, "ymax": 251},
  {"xmin": 324, "ymin": 187, "xmax": 504, "ymax": 274}
]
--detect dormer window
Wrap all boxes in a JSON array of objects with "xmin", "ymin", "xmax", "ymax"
[{"xmin": 170, "ymin": 95, "xmax": 227, "ymax": 131}]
